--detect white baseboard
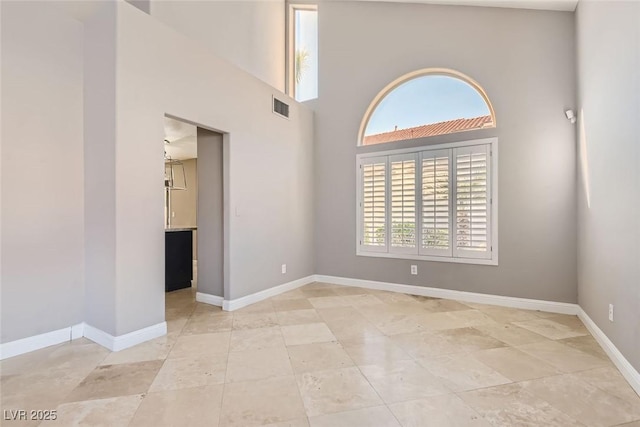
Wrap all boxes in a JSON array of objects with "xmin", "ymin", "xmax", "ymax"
[
  {"xmin": 578, "ymin": 308, "xmax": 640, "ymax": 395},
  {"xmin": 196, "ymin": 292, "xmax": 224, "ymax": 307},
  {"xmin": 315, "ymin": 275, "xmax": 580, "ymax": 315},
  {"xmin": 83, "ymin": 322, "xmax": 167, "ymax": 352},
  {"xmin": 0, "ymin": 323, "xmax": 85, "ymax": 360},
  {"xmin": 221, "ymin": 275, "xmax": 316, "ymax": 311}
]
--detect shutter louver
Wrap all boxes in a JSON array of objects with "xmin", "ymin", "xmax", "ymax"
[
  {"xmin": 455, "ymin": 146, "xmax": 490, "ymax": 258},
  {"xmin": 421, "ymin": 151, "xmax": 451, "ymax": 255},
  {"xmin": 362, "ymin": 161, "xmax": 387, "ymax": 248},
  {"xmin": 390, "ymin": 156, "xmax": 417, "ymax": 252}
]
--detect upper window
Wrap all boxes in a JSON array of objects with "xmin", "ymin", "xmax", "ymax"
[
  {"xmin": 288, "ymin": 4, "xmax": 318, "ymax": 102},
  {"xmin": 359, "ymin": 69, "xmax": 496, "ymax": 146}
]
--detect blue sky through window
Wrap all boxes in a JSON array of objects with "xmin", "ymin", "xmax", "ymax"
[{"xmin": 364, "ymin": 75, "xmax": 490, "ymax": 136}]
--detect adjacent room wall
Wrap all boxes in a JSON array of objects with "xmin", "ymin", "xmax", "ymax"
[
  {"xmin": 314, "ymin": 2, "xmax": 578, "ymax": 303},
  {"xmin": 113, "ymin": 2, "xmax": 314, "ymax": 335},
  {"xmin": 1, "ymin": 1, "xmax": 84, "ymax": 342},
  {"xmin": 197, "ymin": 130, "xmax": 223, "ymax": 297},
  {"xmin": 167, "ymin": 158, "xmax": 197, "ymax": 228},
  {"xmin": 149, "ymin": 0, "xmax": 285, "ymax": 92},
  {"xmin": 576, "ymin": 0, "xmax": 640, "ymax": 371}
]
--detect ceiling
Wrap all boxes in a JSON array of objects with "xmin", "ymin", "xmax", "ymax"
[
  {"xmin": 348, "ymin": 0, "xmax": 578, "ymax": 11},
  {"xmin": 164, "ymin": 117, "xmax": 197, "ymax": 160}
]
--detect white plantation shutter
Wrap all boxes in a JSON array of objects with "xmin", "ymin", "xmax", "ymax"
[
  {"xmin": 420, "ymin": 150, "xmax": 452, "ymax": 256},
  {"xmin": 357, "ymin": 139, "xmax": 495, "ymax": 264},
  {"xmin": 360, "ymin": 157, "xmax": 388, "ymax": 252},
  {"xmin": 390, "ymin": 154, "xmax": 418, "ymax": 254},
  {"xmin": 454, "ymin": 145, "xmax": 491, "ymax": 259}
]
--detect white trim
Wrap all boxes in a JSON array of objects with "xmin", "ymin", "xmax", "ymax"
[
  {"xmin": 71, "ymin": 323, "xmax": 85, "ymax": 340},
  {"xmin": 196, "ymin": 292, "xmax": 224, "ymax": 307},
  {"xmin": 222, "ymin": 275, "xmax": 315, "ymax": 311},
  {"xmin": 0, "ymin": 325, "xmax": 80, "ymax": 360},
  {"xmin": 83, "ymin": 322, "xmax": 167, "ymax": 352},
  {"xmin": 578, "ymin": 308, "xmax": 640, "ymax": 396},
  {"xmin": 315, "ymin": 275, "xmax": 579, "ymax": 315},
  {"xmin": 356, "ymin": 251, "xmax": 498, "ymax": 265},
  {"xmin": 358, "ymin": 137, "xmax": 497, "ymax": 158}
]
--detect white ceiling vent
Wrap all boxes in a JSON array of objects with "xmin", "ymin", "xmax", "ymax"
[{"xmin": 273, "ymin": 96, "xmax": 290, "ymax": 119}]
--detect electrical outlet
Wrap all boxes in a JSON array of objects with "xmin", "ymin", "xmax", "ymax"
[
  {"xmin": 411, "ymin": 265, "xmax": 417, "ymax": 275},
  {"xmin": 281, "ymin": 264, "xmax": 287, "ymax": 274},
  {"xmin": 609, "ymin": 304, "xmax": 614, "ymax": 322},
  {"xmin": 171, "ymin": 211, "xmax": 175, "ymax": 218}
]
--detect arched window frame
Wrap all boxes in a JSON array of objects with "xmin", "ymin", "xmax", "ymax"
[{"xmin": 357, "ymin": 68, "xmax": 497, "ymax": 146}]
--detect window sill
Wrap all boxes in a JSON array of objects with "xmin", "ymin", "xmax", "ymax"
[{"xmin": 356, "ymin": 250, "xmax": 499, "ymax": 266}]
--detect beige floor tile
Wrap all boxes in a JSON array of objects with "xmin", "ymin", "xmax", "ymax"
[
  {"xmin": 459, "ymin": 383, "xmax": 584, "ymax": 426},
  {"xmin": 513, "ymin": 317, "xmax": 589, "ymax": 340},
  {"xmin": 287, "ymin": 342, "xmax": 353, "ymax": 374},
  {"xmin": 100, "ymin": 334, "xmax": 176, "ymax": 365},
  {"xmin": 226, "ymin": 347, "xmax": 293, "ymax": 382},
  {"xmin": 182, "ymin": 312, "xmax": 233, "ymax": 334},
  {"xmin": 473, "ymin": 347, "xmax": 560, "ymax": 381},
  {"xmin": 232, "ymin": 312, "xmax": 279, "ymax": 330},
  {"xmin": 234, "ymin": 299, "xmax": 275, "ymax": 314},
  {"xmin": 219, "ymin": 376, "xmax": 306, "ymax": 427},
  {"xmin": 389, "ymin": 394, "xmax": 491, "ymax": 427},
  {"xmin": 273, "ymin": 298, "xmax": 314, "ymax": 312},
  {"xmin": 359, "ymin": 359, "xmax": 450, "ymax": 403},
  {"xmin": 472, "ymin": 322, "xmax": 549, "ymax": 346},
  {"xmin": 308, "ymin": 296, "xmax": 352, "ymax": 309},
  {"xmin": 477, "ymin": 306, "xmax": 541, "ymax": 323},
  {"xmin": 281, "ymin": 323, "xmax": 337, "ymax": 346},
  {"xmin": 572, "ymin": 366, "xmax": 640, "ymax": 405},
  {"xmin": 373, "ymin": 291, "xmax": 422, "ymax": 304},
  {"xmin": 309, "ymin": 405, "xmax": 400, "ymax": 427},
  {"xmin": 64, "ymin": 360, "xmax": 163, "ymax": 403},
  {"xmin": 432, "ymin": 327, "xmax": 507, "ymax": 352},
  {"xmin": 316, "ymin": 306, "xmax": 365, "ymax": 322},
  {"xmin": 263, "ymin": 418, "xmax": 310, "ymax": 427},
  {"xmin": 341, "ymin": 294, "xmax": 386, "ymax": 307},
  {"xmin": 342, "ymin": 336, "xmax": 412, "ymax": 366},
  {"xmin": 169, "ymin": 332, "xmax": 231, "ymax": 358},
  {"xmin": 149, "ymin": 353, "xmax": 227, "ymax": 391},
  {"xmin": 417, "ymin": 353, "xmax": 511, "ymax": 392},
  {"xmin": 415, "ymin": 310, "xmax": 494, "ymax": 332},
  {"xmin": 229, "ymin": 326, "xmax": 286, "ymax": 352},
  {"xmin": 521, "ymin": 373, "xmax": 640, "ymax": 426},
  {"xmin": 390, "ymin": 331, "xmax": 464, "ymax": 358},
  {"xmin": 419, "ymin": 299, "xmax": 473, "ymax": 313},
  {"xmin": 296, "ymin": 367, "xmax": 382, "ymax": 417},
  {"xmin": 276, "ymin": 309, "xmax": 323, "ymax": 326},
  {"xmin": 130, "ymin": 385, "xmax": 223, "ymax": 427},
  {"xmin": 50, "ymin": 394, "xmax": 143, "ymax": 427},
  {"xmin": 558, "ymin": 335, "xmax": 609, "ymax": 360},
  {"xmin": 324, "ymin": 317, "xmax": 384, "ymax": 342},
  {"xmin": 517, "ymin": 340, "xmax": 610, "ymax": 372},
  {"xmin": 332, "ymin": 286, "xmax": 371, "ymax": 296},
  {"xmin": 301, "ymin": 289, "xmax": 339, "ymax": 299}
]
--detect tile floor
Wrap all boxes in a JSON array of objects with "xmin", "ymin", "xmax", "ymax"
[{"xmin": 1, "ymin": 282, "xmax": 640, "ymax": 426}]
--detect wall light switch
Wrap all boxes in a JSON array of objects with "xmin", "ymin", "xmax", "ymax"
[
  {"xmin": 609, "ymin": 304, "xmax": 614, "ymax": 322},
  {"xmin": 411, "ymin": 265, "xmax": 417, "ymax": 275},
  {"xmin": 282, "ymin": 264, "xmax": 287, "ymax": 274},
  {"xmin": 171, "ymin": 211, "xmax": 175, "ymax": 218}
]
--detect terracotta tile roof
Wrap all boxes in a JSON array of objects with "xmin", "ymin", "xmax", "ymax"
[{"xmin": 363, "ymin": 115, "xmax": 494, "ymax": 145}]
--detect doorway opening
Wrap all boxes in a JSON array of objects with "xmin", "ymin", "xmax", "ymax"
[{"xmin": 163, "ymin": 116, "xmax": 226, "ymax": 319}]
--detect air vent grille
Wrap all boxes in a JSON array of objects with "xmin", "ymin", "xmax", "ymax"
[{"xmin": 273, "ymin": 97, "xmax": 290, "ymax": 119}]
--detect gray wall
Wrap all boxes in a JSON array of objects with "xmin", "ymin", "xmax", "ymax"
[
  {"xmin": 114, "ymin": 1, "xmax": 315, "ymax": 332},
  {"xmin": 197, "ymin": 129, "xmax": 224, "ymax": 297},
  {"xmin": 1, "ymin": 2, "xmax": 85, "ymax": 342},
  {"xmin": 314, "ymin": 2, "xmax": 578, "ymax": 303},
  {"xmin": 150, "ymin": 0, "xmax": 285, "ymax": 92},
  {"xmin": 576, "ymin": 0, "xmax": 640, "ymax": 371}
]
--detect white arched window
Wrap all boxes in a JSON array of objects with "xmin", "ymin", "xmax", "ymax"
[
  {"xmin": 357, "ymin": 69, "xmax": 498, "ymax": 265},
  {"xmin": 359, "ymin": 69, "xmax": 496, "ymax": 146}
]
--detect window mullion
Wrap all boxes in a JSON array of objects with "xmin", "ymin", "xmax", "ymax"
[{"xmin": 451, "ymin": 148, "xmax": 458, "ymax": 258}]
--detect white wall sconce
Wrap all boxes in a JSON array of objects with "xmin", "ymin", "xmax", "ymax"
[{"xmin": 565, "ymin": 109, "xmax": 576, "ymax": 124}]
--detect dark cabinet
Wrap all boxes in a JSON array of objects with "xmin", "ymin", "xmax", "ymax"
[{"xmin": 165, "ymin": 229, "xmax": 193, "ymax": 292}]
